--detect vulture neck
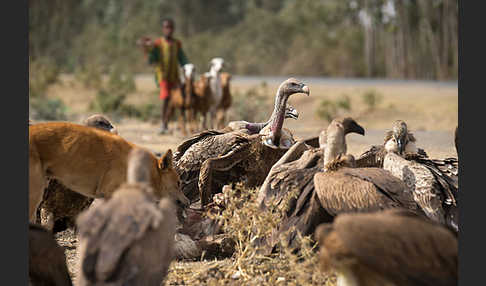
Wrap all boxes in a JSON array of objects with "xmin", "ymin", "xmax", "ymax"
[
  {"xmin": 268, "ymin": 89, "xmax": 289, "ymax": 146},
  {"xmin": 245, "ymin": 122, "xmax": 268, "ymax": 134},
  {"xmin": 323, "ymin": 125, "xmax": 347, "ymax": 167}
]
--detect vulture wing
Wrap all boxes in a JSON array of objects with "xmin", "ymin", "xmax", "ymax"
[
  {"xmin": 314, "ymin": 167, "xmax": 418, "ymax": 216},
  {"xmin": 355, "ymin": 145, "xmax": 387, "ymax": 168},
  {"xmin": 383, "ymin": 152, "xmax": 453, "ymax": 227},
  {"xmin": 333, "ymin": 210, "xmax": 458, "ymax": 286},
  {"xmin": 173, "ymin": 130, "xmax": 225, "ymax": 162},
  {"xmin": 174, "ymin": 130, "xmax": 253, "ymax": 202}
]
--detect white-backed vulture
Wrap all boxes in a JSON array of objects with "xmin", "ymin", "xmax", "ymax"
[
  {"xmin": 29, "ymin": 223, "xmax": 73, "ymax": 286},
  {"xmin": 383, "ymin": 152, "xmax": 458, "ymax": 232},
  {"xmin": 355, "ymin": 120, "xmax": 458, "ymax": 232},
  {"xmin": 256, "ymin": 118, "xmax": 365, "ymax": 252},
  {"xmin": 37, "ymin": 114, "xmax": 117, "ymax": 233},
  {"xmin": 174, "ymin": 78, "xmax": 310, "ymax": 206},
  {"xmin": 316, "ymin": 209, "xmax": 458, "ymax": 286},
  {"xmin": 76, "ymin": 148, "xmax": 177, "ymax": 286},
  {"xmin": 224, "ymin": 104, "xmax": 299, "ymax": 134},
  {"xmin": 355, "ymin": 120, "xmax": 428, "ymax": 168}
]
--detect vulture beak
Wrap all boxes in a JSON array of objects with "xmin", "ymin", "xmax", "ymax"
[
  {"xmin": 347, "ymin": 121, "xmax": 365, "ymax": 136},
  {"xmin": 288, "ymin": 108, "xmax": 299, "ymax": 120},
  {"xmin": 397, "ymin": 138, "xmax": 404, "ymax": 155},
  {"xmin": 355, "ymin": 125, "xmax": 365, "ymax": 136},
  {"xmin": 301, "ymin": 84, "xmax": 310, "ymax": 96}
]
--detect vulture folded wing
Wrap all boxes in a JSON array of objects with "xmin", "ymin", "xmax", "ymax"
[
  {"xmin": 303, "ymin": 136, "xmax": 320, "ymax": 148},
  {"xmin": 415, "ymin": 157, "xmax": 458, "ymax": 204},
  {"xmin": 314, "ymin": 167, "xmax": 416, "ymax": 216},
  {"xmin": 260, "ymin": 149, "xmax": 321, "ymax": 211},
  {"xmin": 355, "ymin": 145, "xmax": 387, "ymax": 168},
  {"xmin": 384, "ymin": 152, "xmax": 448, "ymax": 224},
  {"xmin": 334, "ymin": 211, "xmax": 458, "ymax": 286},
  {"xmin": 173, "ymin": 130, "xmax": 226, "ymax": 162}
]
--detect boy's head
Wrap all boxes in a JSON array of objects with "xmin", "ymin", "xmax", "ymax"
[{"xmin": 162, "ymin": 18, "xmax": 175, "ymax": 38}]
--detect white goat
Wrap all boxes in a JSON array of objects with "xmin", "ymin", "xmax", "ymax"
[{"xmin": 206, "ymin": 57, "xmax": 225, "ymax": 129}]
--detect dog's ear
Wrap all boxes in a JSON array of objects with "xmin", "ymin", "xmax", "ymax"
[{"xmin": 158, "ymin": 149, "xmax": 173, "ymax": 170}]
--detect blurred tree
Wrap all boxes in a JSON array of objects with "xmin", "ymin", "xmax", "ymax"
[{"xmin": 29, "ymin": 0, "xmax": 458, "ymax": 80}]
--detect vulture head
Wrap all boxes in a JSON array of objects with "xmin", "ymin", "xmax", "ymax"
[
  {"xmin": 263, "ymin": 78, "xmax": 309, "ymax": 149},
  {"xmin": 340, "ymin": 117, "xmax": 366, "ymax": 136},
  {"xmin": 392, "ymin": 120, "xmax": 409, "ymax": 155},
  {"xmin": 285, "ymin": 105, "xmax": 299, "ymax": 120},
  {"xmin": 277, "ymin": 77, "xmax": 310, "ymax": 98},
  {"xmin": 82, "ymin": 114, "xmax": 118, "ymax": 135},
  {"xmin": 323, "ymin": 117, "xmax": 365, "ymax": 168}
]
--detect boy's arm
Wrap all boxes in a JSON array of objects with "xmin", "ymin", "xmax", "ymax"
[
  {"xmin": 178, "ymin": 43, "xmax": 190, "ymax": 66},
  {"xmin": 147, "ymin": 39, "xmax": 161, "ymax": 65}
]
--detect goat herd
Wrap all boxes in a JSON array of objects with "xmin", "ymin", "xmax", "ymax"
[
  {"xmin": 28, "ymin": 77, "xmax": 458, "ymax": 286},
  {"xmin": 168, "ymin": 57, "xmax": 233, "ymax": 135}
]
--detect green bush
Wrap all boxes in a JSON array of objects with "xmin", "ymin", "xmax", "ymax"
[
  {"xmin": 228, "ymin": 82, "xmax": 272, "ymax": 124},
  {"xmin": 316, "ymin": 94, "xmax": 352, "ymax": 122},
  {"xmin": 89, "ymin": 66, "xmax": 137, "ymax": 116},
  {"xmin": 30, "ymin": 97, "xmax": 67, "ymax": 121},
  {"xmin": 29, "ymin": 58, "xmax": 60, "ymax": 98},
  {"xmin": 90, "ymin": 89, "xmax": 127, "ymax": 114},
  {"xmin": 362, "ymin": 89, "xmax": 383, "ymax": 111}
]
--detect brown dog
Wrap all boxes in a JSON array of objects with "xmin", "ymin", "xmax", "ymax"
[{"xmin": 29, "ymin": 122, "xmax": 189, "ymax": 221}]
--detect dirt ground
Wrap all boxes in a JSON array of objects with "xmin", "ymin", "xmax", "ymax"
[
  {"xmin": 41, "ymin": 74, "xmax": 457, "ymax": 285},
  {"xmin": 44, "ymin": 74, "xmax": 457, "ymax": 159}
]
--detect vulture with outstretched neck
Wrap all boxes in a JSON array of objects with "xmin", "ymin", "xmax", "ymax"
[
  {"xmin": 316, "ymin": 209, "xmax": 458, "ymax": 286},
  {"xmin": 174, "ymin": 78, "xmax": 310, "ymax": 206},
  {"xmin": 224, "ymin": 104, "xmax": 299, "ymax": 134},
  {"xmin": 313, "ymin": 119, "xmax": 420, "ymax": 217},
  {"xmin": 76, "ymin": 148, "xmax": 177, "ymax": 286},
  {"xmin": 256, "ymin": 117, "xmax": 366, "ymax": 252}
]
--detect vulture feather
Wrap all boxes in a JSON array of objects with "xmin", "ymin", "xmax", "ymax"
[
  {"xmin": 383, "ymin": 152, "xmax": 458, "ymax": 232},
  {"xmin": 316, "ymin": 209, "xmax": 458, "ymax": 286}
]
